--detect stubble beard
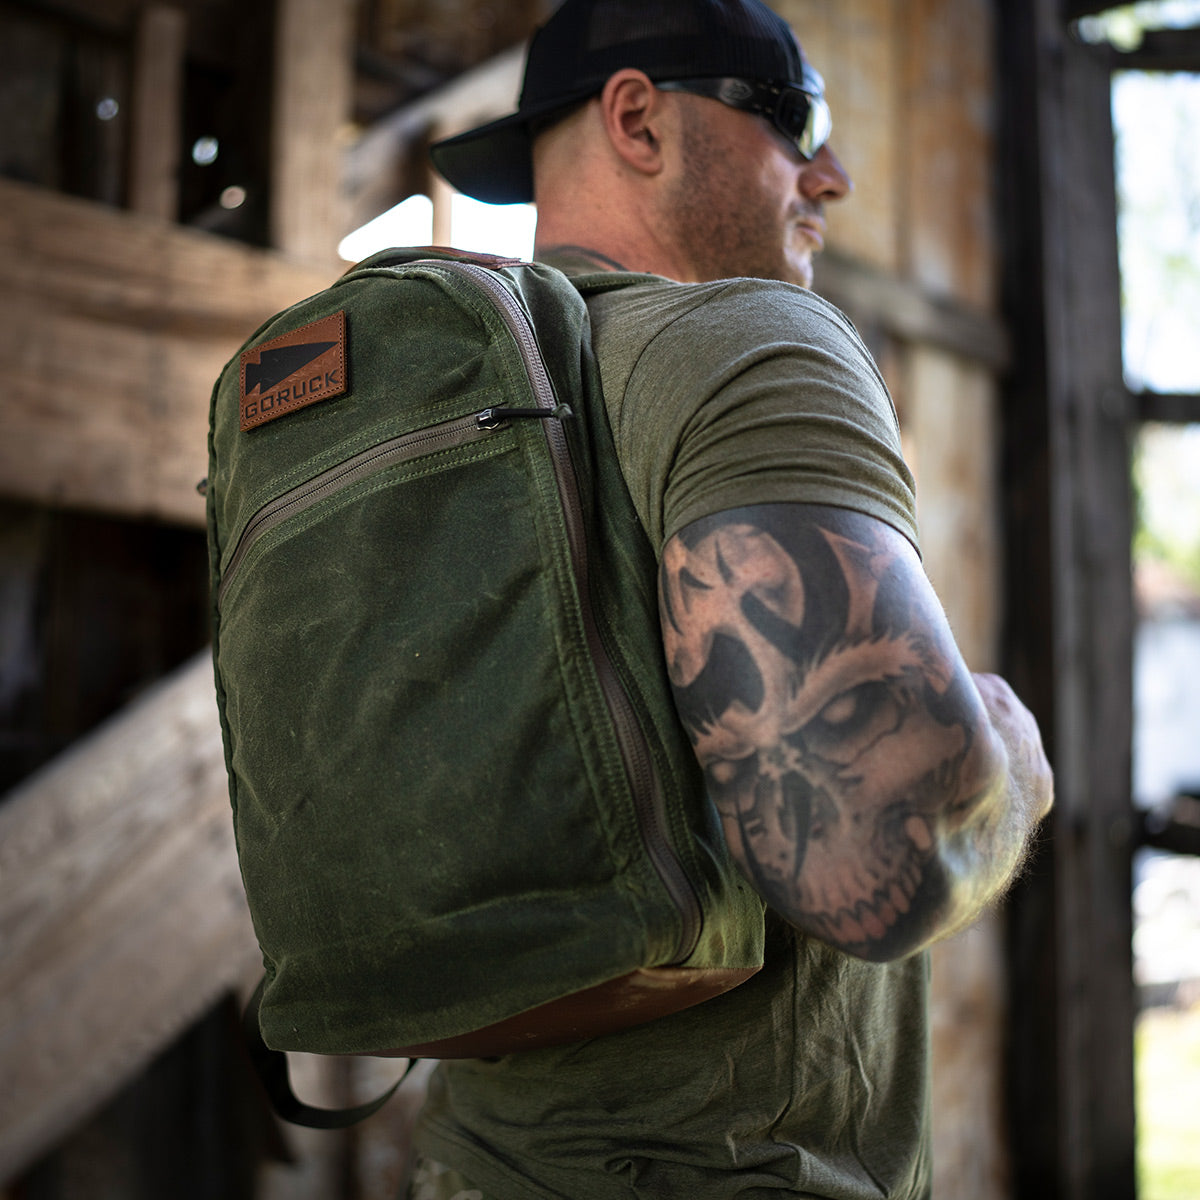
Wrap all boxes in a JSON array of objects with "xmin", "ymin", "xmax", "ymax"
[{"xmin": 673, "ymin": 120, "xmax": 813, "ymax": 288}]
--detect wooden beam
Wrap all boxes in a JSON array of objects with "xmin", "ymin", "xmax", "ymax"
[
  {"xmin": 10, "ymin": 0, "xmax": 141, "ymax": 34},
  {"xmin": 1117, "ymin": 26, "xmax": 1200, "ymax": 70},
  {"xmin": 343, "ymin": 45, "xmax": 524, "ymax": 229},
  {"xmin": 1062, "ymin": 0, "xmax": 1117, "ymax": 18},
  {"xmin": 0, "ymin": 653, "xmax": 261, "ymax": 1181},
  {"xmin": 345, "ymin": 45, "xmax": 524, "ymax": 193},
  {"xmin": 0, "ymin": 178, "xmax": 331, "ymax": 334},
  {"xmin": 0, "ymin": 178, "xmax": 333, "ymax": 526},
  {"xmin": 1139, "ymin": 811, "xmax": 1200, "ymax": 858},
  {"xmin": 815, "ymin": 249, "xmax": 1011, "ymax": 370},
  {"xmin": 270, "ymin": 0, "xmax": 355, "ymax": 267},
  {"xmin": 127, "ymin": 5, "xmax": 187, "ymax": 221},
  {"xmin": 1135, "ymin": 390, "xmax": 1200, "ymax": 424},
  {"xmin": 0, "ymin": 175, "xmax": 1009, "ymax": 531}
]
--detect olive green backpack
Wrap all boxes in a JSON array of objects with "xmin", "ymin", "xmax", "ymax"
[{"xmin": 206, "ymin": 248, "xmax": 764, "ymax": 1122}]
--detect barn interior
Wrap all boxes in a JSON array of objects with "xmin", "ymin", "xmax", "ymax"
[{"xmin": 2, "ymin": 1, "xmax": 1199, "ymax": 1197}]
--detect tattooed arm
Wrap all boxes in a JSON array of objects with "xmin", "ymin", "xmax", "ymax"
[{"xmin": 659, "ymin": 502, "xmax": 1053, "ymax": 961}]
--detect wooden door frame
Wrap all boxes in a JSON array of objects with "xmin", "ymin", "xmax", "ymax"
[{"xmin": 998, "ymin": 2, "xmax": 1137, "ymax": 1196}]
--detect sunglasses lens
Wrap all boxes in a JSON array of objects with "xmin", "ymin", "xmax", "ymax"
[
  {"xmin": 657, "ymin": 77, "xmax": 832, "ymax": 160},
  {"xmin": 807, "ymin": 95, "xmax": 832, "ymax": 156},
  {"xmin": 776, "ymin": 87, "xmax": 831, "ymax": 159}
]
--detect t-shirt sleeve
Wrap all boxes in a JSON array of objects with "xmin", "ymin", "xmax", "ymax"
[{"xmin": 600, "ymin": 279, "xmax": 919, "ymax": 555}]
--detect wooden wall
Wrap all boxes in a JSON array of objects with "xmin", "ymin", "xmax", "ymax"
[
  {"xmin": 0, "ymin": 0, "xmax": 348, "ymax": 1189},
  {"xmin": 782, "ymin": 2, "xmax": 1012, "ymax": 1196},
  {"xmin": 0, "ymin": 0, "xmax": 1018, "ymax": 1195}
]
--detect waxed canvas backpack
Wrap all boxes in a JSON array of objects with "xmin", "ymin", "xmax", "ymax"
[{"xmin": 205, "ymin": 248, "xmax": 765, "ymax": 1106}]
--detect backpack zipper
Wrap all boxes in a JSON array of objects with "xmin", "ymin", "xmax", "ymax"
[
  {"xmin": 217, "ymin": 408, "xmax": 507, "ymax": 608},
  {"xmin": 438, "ymin": 260, "xmax": 703, "ymax": 965}
]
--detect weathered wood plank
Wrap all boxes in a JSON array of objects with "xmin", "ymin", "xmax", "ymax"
[
  {"xmin": 347, "ymin": 44, "xmax": 523, "ymax": 186},
  {"xmin": 0, "ymin": 183, "xmax": 1003, "ymax": 533},
  {"xmin": 815, "ymin": 248, "xmax": 1010, "ymax": 370},
  {"xmin": 271, "ymin": 0, "xmax": 356, "ymax": 266},
  {"xmin": 0, "ymin": 179, "xmax": 333, "ymax": 526},
  {"xmin": 907, "ymin": 344, "xmax": 1000, "ymax": 667},
  {"xmin": 905, "ymin": 342, "xmax": 1005, "ymax": 1200},
  {"xmin": 0, "ymin": 179, "xmax": 333, "ymax": 337},
  {"xmin": 0, "ymin": 653, "xmax": 260, "ymax": 1182},
  {"xmin": 127, "ymin": 5, "xmax": 187, "ymax": 222},
  {"xmin": 343, "ymin": 45, "xmax": 524, "ymax": 227},
  {"xmin": 929, "ymin": 916, "xmax": 1010, "ymax": 1200},
  {"xmin": 777, "ymin": 0, "xmax": 901, "ymax": 274},
  {"xmin": 0, "ymin": 294, "xmax": 218, "ymax": 527},
  {"xmin": 901, "ymin": 0, "xmax": 998, "ymax": 310}
]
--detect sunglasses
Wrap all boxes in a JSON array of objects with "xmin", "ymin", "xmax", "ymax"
[{"xmin": 657, "ymin": 67, "xmax": 832, "ymax": 161}]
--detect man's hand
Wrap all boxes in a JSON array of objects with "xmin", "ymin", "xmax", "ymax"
[
  {"xmin": 971, "ymin": 672, "xmax": 1054, "ymax": 825},
  {"xmin": 658, "ymin": 503, "xmax": 1053, "ymax": 961}
]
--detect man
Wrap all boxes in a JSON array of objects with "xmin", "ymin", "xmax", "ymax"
[{"xmin": 413, "ymin": 1, "xmax": 1053, "ymax": 1196}]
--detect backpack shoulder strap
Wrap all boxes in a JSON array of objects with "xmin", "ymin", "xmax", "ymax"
[{"xmin": 242, "ymin": 979, "xmax": 416, "ymax": 1130}]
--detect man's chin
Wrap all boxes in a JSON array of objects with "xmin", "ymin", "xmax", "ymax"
[
  {"xmin": 785, "ymin": 256, "xmax": 814, "ymax": 290},
  {"xmin": 727, "ymin": 251, "xmax": 813, "ymax": 288},
  {"xmin": 779, "ymin": 240, "xmax": 815, "ymax": 288}
]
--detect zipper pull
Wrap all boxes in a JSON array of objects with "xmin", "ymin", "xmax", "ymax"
[{"xmin": 476, "ymin": 404, "xmax": 575, "ymax": 429}]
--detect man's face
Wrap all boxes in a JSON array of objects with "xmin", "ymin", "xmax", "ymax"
[{"xmin": 669, "ymin": 89, "xmax": 852, "ymax": 288}]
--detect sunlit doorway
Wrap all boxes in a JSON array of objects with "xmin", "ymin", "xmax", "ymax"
[{"xmin": 1088, "ymin": 8, "xmax": 1200, "ymax": 1195}]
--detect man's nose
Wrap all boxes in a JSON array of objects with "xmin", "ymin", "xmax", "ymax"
[{"xmin": 800, "ymin": 145, "xmax": 853, "ymax": 203}]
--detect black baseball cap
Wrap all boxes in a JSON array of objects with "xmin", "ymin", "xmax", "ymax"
[{"xmin": 430, "ymin": 0, "xmax": 808, "ymax": 205}]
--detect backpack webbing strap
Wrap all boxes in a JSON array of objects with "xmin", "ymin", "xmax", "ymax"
[{"xmin": 243, "ymin": 977, "xmax": 415, "ymax": 1129}]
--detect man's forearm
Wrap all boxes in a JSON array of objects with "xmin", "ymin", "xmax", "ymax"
[{"xmin": 659, "ymin": 503, "xmax": 1053, "ymax": 961}]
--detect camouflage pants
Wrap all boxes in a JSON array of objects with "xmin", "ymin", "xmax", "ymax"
[{"xmin": 405, "ymin": 1155, "xmax": 489, "ymax": 1200}]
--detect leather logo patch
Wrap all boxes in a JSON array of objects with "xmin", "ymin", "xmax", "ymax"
[{"xmin": 240, "ymin": 310, "xmax": 347, "ymax": 431}]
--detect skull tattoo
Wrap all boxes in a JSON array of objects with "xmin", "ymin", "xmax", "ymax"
[{"xmin": 660, "ymin": 513, "xmax": 990, "ymax": 958}]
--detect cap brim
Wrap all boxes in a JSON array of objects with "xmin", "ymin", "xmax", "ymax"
[
  {"xmin": 430, "ymin": 113, "xmax": 536, "ymax": 206},
  {"xmin": 430, "ymin": 81, "xmax": 609, "ymax": 206}
]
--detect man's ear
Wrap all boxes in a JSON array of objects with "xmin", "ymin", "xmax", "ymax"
[{"xmin": 598, "ymin": 69, "xmax": 670, "ymax": 177}]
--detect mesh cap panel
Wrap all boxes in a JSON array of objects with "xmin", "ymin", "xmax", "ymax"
[{"xmin": 430, "ymin": 0, "xmax": 808, "ymax": 205}]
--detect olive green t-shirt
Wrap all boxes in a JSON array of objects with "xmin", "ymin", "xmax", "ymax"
[
  {"xmin": 578, "ymin": 266, "xmax": 918, "ymax": 554},
  {"xmin": 413, "ymin": 266, "xmax": 932, "ymax": 1200}
]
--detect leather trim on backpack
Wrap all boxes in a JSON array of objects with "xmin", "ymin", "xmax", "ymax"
[{"xmin": 364, "ymin": 965, "xmax": 762, "ymax": 1059}]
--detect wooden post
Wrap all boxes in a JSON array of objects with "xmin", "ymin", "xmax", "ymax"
[
  {"xmin": 428, "ymin": 122, "xmax": 456, "ymax": 248},
  {"xmin": 127, "ymin": 4, "xmax": 187, "ymax": 221},
  {"xmin": 270, "ymin": 0, "xmax": 355, "ymax": 267},
  {"xmin": 999, "ymin": 3, "xmax": 1137, "ymax": 1196}
]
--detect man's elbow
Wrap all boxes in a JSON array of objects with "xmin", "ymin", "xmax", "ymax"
[{"xmin": 734, "ymin": 839, "xmax": 959, "ymax": 963}]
